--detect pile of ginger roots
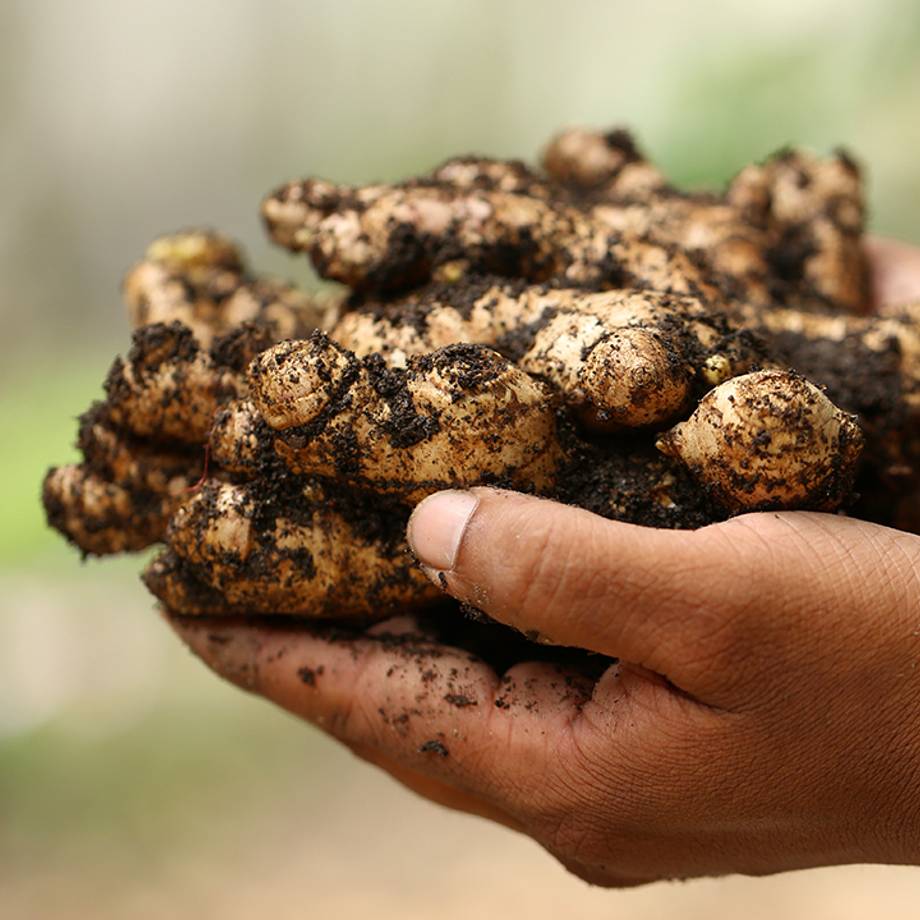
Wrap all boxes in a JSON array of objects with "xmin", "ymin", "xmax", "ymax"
[{"xmin": 43, "ymin": 125, "xmax": 920, "ymax": 624}]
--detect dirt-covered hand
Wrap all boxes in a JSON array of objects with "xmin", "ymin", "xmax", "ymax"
[{"xmin": 166, "ymin": 488, "xmax": 920, "ymax": 885}]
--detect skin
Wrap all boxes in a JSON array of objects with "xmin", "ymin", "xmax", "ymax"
[{"xmin": 165, "ymin": 238, "xmax": 920, "ymax": 886}]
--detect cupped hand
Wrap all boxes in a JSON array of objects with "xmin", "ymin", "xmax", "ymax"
[
  {"xmin": 164, "ymin": 237, "xmax": 920, "ymax": 886},
  {"xmin": 167, "ymin": 496, "xmax": 920, "ymax": 884}
]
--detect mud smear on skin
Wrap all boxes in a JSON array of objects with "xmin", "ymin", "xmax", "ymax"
[{"xmin": 224, "ymin": 603, "xmax": 615, "ymax": 726}]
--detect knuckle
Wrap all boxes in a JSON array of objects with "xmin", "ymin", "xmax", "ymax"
[
  {"xmin": 655, "ymin": 513, "xmax": 879, "ymax": 688},
  {"xmin": 609, "ymin": 522, "xmax": 778, "ymax": 687}
]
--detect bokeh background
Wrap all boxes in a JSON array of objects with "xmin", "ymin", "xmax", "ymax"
[{"xmin": 3, "ymin": 1, "xmax": 920, "ymax": 916}]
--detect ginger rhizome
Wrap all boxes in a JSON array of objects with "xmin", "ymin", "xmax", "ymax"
[
  {"xmin": 43, "ymin": 127, "xmax": 920, "ymax": 624},
  {"xmin": 43, "ymin": 231, "xmax": 328, "ymax": 555}
]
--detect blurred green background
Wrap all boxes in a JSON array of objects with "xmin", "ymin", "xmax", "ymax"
[{"xmin": 3, "ymin": 1, "xmax": 920, "ymax": 916}]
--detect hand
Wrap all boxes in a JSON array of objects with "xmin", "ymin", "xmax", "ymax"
[
  {"xmin": 866, "ymin": 235, "xmax": 920, "ymax": 310},
  {"xmin": 165, "ymin": 238, "xmax": 920, "ymax": 886}
]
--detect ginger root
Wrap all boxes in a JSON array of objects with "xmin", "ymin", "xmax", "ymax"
[
  {"xmin": 265, "ymin": 127, "xmax": 869, "ymax": 317},
  {"xmin": 247, "ymin": 334, "xmax": 562, "ymax": 500},
  {"xmin": 45, "ymin": 232, "xmax": 331, "ymax": 555},
  {"xmin": 657, "ymin": 370, "xmax": 863, "ymax": 511},
  {"xmin": 43, "ymin": 465, "xmax": 176, "ymax": 556},
  {"xmin": 262, "ymin": 178, "xmax": 723, "ymax": 299},
  {"xmin": 155, "ymin": 480, "xmax": 439, "ymax": 618},
  {"xmin": 42, "ymin": 126, "xmax": 920, "ymax": 628},
  {"xmin": 331, "ymin": 282, "xmax": 764, "ymax": 425},
  {"xmin": 124, "ymin": 229, "xmax": 330, "ymax": 345}
]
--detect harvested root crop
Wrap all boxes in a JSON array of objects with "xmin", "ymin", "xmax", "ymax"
[
  {"xmin": 248, "ymin": 334, "xmax": 563, "ymax": 500},
  {"xmin": 124, "ymin": 230, "xmax": 330, "ymax": 345},
  {"xmin": 42, "ymin": 465, "xmax": 177, "ymax": 556},
  {"xmin": 45, "ymin": 232, "xmax": 330, "ymax": 555},
  {"xmin": 262, "ymin": 177, "xmax": 723, "ymax": 298},
  {"xmin": 155, "ymin": 480, "xmax": 439, "ymax": 618},
  {"xmin": 331, "ymin": 282, "xmax": 765, "ymax": 425},
  {"xmin": 42, "ymin": 124, "xmax": 920, "ymax": 632},
  {"xmin": 657, "ymin": 370, "xmax": 863, "ymax": 511}
]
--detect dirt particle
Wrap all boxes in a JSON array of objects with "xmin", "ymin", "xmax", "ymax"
[
  {"xmin": 418, "ymin": 739, "xmax": 450, "ymax": 757},
  {"xmin": 297, "ymin": 665, "xmax": 324, "ymax": 686},
  {"xmin": 443, "ymin": 693, "xmax": 477, "ymax": 708}
]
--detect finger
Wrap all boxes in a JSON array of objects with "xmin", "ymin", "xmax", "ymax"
[
  {"xmin": 406, "ymin": 488, "xmax": 747, "ymax": 686},
  {"xmin": 163, "ymin": 612, "xmax": 597, "ymax": 813},
  {"xmin": 495, "ymin": 660, "xmax": 596, "ymax": 715},
  {"xmin": 344, "ymin": 739, "xmax": 525, "ymax": 832},
  {"xmin": 408, "ymin": 489, "xmax": 897, "ymax": 708},
  {"xmin": 165, "ymin": 606, "xmax": 522, "ymax": 829},
  {"xmin": 865, "ymin": 235, "xmax": 920, "ymax": 309},
  {"xmin": 165, "ymin": 612, "xmax": 502, "ymax": 789}
]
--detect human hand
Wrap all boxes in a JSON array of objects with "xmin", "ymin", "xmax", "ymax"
[
  {"xmin": 166, "ymin": 495, "xmax": 920, "ymax": 884},
  {"xmin": 165, "ymin": 238, "xmax": 920, "ymax": 886},
  {"xmin": 866, "ymin": 235, "xmax": 920, "ymax": 310}
]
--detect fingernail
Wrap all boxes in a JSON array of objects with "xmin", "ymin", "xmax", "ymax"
[{"xmin": 407, "ymin": 490, "xmax": 479, "ymax": 573}]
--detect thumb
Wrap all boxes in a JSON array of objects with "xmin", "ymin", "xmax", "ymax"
[{"xmin": 406, "ymin": 487, "xmax": 748, "ymax": 695}]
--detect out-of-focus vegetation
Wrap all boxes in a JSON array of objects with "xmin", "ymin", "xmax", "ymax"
[{"xmin": 3, "ymin": 1, "xmax": 920, "ymax": 916}]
